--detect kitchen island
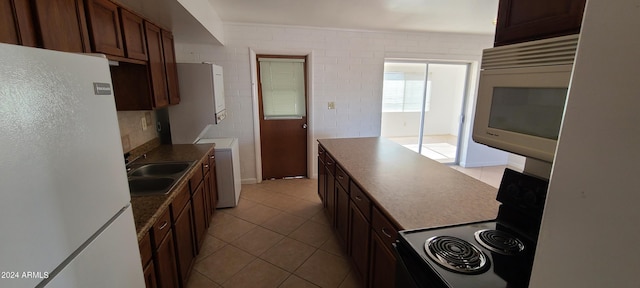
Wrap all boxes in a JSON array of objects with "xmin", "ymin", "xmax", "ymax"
[{"xmin": 317, "ymin": 137, "xmax": 500, "ymax": 288}]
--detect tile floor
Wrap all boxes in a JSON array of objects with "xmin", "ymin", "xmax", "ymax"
[{"xmin": 186, "ymin": 165, "xmax": 507, "ymax": 288}]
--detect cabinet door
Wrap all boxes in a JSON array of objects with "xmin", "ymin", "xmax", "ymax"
[
  {"xmin": 144, "ymin": 21, "xmax": 169, "ymax": 108},
  {"xmin": 33, "ymin": 0, "xmax": 90, "ymax": 52},
  {"xmin": 494, "ymin": 0, "xmax": 586, "ymax": 46},
  {"xmin": 336, "ymin": 183, "xmax": 350, "ymax": 250},
  {"xmin": 143, "ymin": 261, "xmax": 157, "ymax": 288},
  {"xmin": 173, "ymin": 202, "xmax": 195, "ymax": 287},
  {"xmin": 317, "ymin": 149, "xmax": 326, "ymax": 205},
  {"xmin": 120, "ymin": 8, "xmax": 147, "ymax": 60},
  {"xmin": 1, "ymin": 0, "xmax": 37, "ymax": 46},
  {"xmin": 85, "ymin": 0, "xmax": 124, "ymax": 56},
  {"xmin": 161, "ymin": 29, "xmax": 180, "ymax": 105},
  {"xmin": 155, "ymin": 231, "xmax": 179, "ymax": 288},
  {"xmin": 349, "ymin": 202, "xmax": 370, "ymax": 286},
  {"xmin": 192, "ymin": 182, "xmax": 207, "ymax": 251},
  {"xmin": 325, "ymin": 170, "xmax": 336, "ymax": 226},
  {"xmin": 369, "ymin": 231, "xmax": 396, "ymax": 288}
]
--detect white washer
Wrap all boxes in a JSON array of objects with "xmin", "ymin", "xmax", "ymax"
[{"xmin": 195, "ymin": 138, "xmax": 241, "ymax": 208}]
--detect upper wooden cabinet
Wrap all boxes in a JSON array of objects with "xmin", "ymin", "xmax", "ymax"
[
  {"xmin": 32, "ymin": 0, "xmax": 91, "ymax": 53},
  {"xmin": 145, "ymin": 21, "xmax": 169, "ymax": 108},
  {"xmin": 494, "ymin": 0, "xmax": 586, "ymax": 46},
  {"xmin": 120, "ymin": 8, "xmax": 147, "ymax": 61},
  {"xmin": 161, "ymin": 30, "xmax": 180, "ymax": 104},
  {"xmin": 0, "ymin": 0, "xmax": 37, "ymax": 46},
  {"xmin": 85, "ymin": 0, "xmax": 124, "ymax": 56}
]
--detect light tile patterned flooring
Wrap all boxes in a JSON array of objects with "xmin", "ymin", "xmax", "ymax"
[{"xmin": 187, "ymin": 166, "xmax": 507, "ymax": 288}]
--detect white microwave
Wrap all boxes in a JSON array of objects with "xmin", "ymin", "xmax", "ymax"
[{"xmin": 473, "ymin": 34, "xmax": 579, "ymax": 163}]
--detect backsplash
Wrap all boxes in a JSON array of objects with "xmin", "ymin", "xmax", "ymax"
[{"xmin": 117, "ymin": 111, "xmax": 158, "ymax": 152}]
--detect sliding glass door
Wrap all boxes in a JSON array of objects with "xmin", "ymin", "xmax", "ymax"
[{"xmin": 381, "ymin": 61, "xmax": 469, "ymax": 164}]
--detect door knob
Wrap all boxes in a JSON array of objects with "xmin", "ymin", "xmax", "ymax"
[{"xmin": 302, "ymin": 123, "xmax": 308, "ymax": 129}]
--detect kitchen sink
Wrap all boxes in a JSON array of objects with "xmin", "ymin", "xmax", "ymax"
[
  {"xmin": 128, "ymin": 177, "xmax": 175, "ymax": 196},
  {"xmin": 127, "ymin": 161, "xmax": 195, "ymax": 196},
  {"xmin": 129, "ymin": 162, "xmax": 193, "ymax": 177}
]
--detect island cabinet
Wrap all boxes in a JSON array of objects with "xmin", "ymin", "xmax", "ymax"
[
  {"xmin": 494, "ymin": 0, "xmax": 586, "ymax": 46},
  {"xmin": 369, "ymin": 207, "xmax": 398, "ymax": 288},
  {"xmin": 317, "ymin": 146, "xmax": 326, "ymax": 205},
  {"xmin": 1, "ymin": 0, "xmax": 37, "ymax": 46},
  {"xmin": 335, "ymin": 164, "xmax": 350, "ymax": 250},
  {"xmin": 324, "ymin": 153, "xmax": 336, "ymax": 226},
  {"xmin": 349, "ymin": 181, "xmax": 371, "ymax": 286},
  {"xmin": 318, "ymin": 142, "xmax": 399, "ymax": 287}
]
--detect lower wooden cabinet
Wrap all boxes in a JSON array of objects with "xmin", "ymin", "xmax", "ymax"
[
  {"xmin": 173, "ymin": 200, "xmax": 195, "ymax": 287},
  {"xmin": 140, "ymin": 148, "xmax": 218, "ymax": 288},
  {"xmin": 318, "ymin": 143, "xmax": 399, "ymax": 288},
  {"xmin": 369, "ymin": 231, "xmax": 397, "ymax": 288},
  {"xmin": 155, "ymin": 227, "xmax": 179, "ymax": 288},
  {"xmin": 335, "ymin": 182, "xmax": 350, "ymax": 250},
  {"xmin": 142, "ymin": 261, "xmax": 157, "ymax": 288},
  {"xmin": 192, "ymin": 181, "xmax": 207, "ymax": 251},
  {"xmin": 349, "ymin": 202, "xmax": 370, "ymax": 285}
]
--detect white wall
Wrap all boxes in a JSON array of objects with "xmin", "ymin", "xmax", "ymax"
[
  {"xmin": 529, "ymin": 0, "xmax": 640, "ymax": 286},
  {"xmin": 175, "ymin": 23, "xmax": 505, "ymax": 181}
]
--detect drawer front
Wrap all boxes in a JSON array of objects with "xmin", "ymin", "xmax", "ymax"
[
  {"xmin": 202, "ymin": 154, "xmax": 210, "ymax": 174},
  {"xmin": 318, "ymin": 145, "xmax": 325, "ymax": 164},
  {"xmin": 350, "ymin": 181, "xmax": 371, "ymax": 221},
  {"xmin": 138, "ymin": 232, "xmax": 152, "ymax": 266},
  {"xmin": 171, "ymin": 184, "xmax": 190, "ymax": 217},
  {"xmin": 325, "ymin": 153, "xmax": 336, "ymax": 175},
  {"xmin": 189, "ymin": 163, "xmax": 204, "ymax": 193},
  {"xmin": 371, "ymin": 206, "xmax": 398, "ymax": 250},
  {"xmin": 152, "ymin": 208, "xmax": 172, "ymax": 248},
  {"xmin": 335, "ymin": 164, "xmax": 350, "ymax": 190}
]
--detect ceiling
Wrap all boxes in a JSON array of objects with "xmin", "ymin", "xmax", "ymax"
[{"xmin": 208, "ymin": 0, "xmax": 500, "ymax": 34}]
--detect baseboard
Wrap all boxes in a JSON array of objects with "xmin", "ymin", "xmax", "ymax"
[{"xmin": 241, "ymin": 178, "xmax": 258, "ymax": 184}]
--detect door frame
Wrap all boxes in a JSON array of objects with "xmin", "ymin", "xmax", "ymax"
[{"xmin": 250, "ymin": 48, "xmax": 315, "ymax": 183}]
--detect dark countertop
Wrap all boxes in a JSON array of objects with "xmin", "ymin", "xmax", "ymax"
[
  {"xmin": 129, "ymin": 144, "xmax": 215, "ymax": 241},
  {"xmin": 318, "ymin": 137, "xmax": 500, "ymax": 230}
]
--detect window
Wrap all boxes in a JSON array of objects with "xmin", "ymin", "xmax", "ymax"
[
  {"xmin": 259, "ymin": 58, "xmax": 306, "ymax": 119},
  {"xmin": 382, "ymin": 63, "xmax": 431, "ymax": 112}
]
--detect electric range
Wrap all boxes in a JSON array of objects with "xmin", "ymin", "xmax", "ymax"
[{"xmin": 395, "ymin": 168, "xmax": 549, "ymax": 288}]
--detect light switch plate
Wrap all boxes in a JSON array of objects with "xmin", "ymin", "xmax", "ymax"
[{"xmin": 328, "ymin": 102, "xmax": 335, "ymax": 109}]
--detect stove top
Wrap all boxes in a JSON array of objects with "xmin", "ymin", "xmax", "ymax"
[{"xmin": 397, "ymin": 221, "xmax": 534, "ymax": 288}]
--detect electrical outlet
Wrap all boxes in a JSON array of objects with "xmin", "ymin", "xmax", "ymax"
[
  {"xmin": 141, "ymin": 117, "xmax": 147, "ymax": 131},
  {"xmin": 328, "ymin": 102, "xmax": 335, "ymax": 109}
]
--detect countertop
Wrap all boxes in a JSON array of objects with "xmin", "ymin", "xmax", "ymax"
[
  {"xmin": 129, "ymin": 144, "xmax": 215, "ymax": 240},
  {"xmin": 318, "ymin": 137, "xmax": 500, "ymax": 230}
]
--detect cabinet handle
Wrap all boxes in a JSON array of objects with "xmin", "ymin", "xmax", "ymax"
[
  {"xmin": 204, "ymin": 164, "xmax": 209, "ymax": 168},
  {"xmin": 210, "ymin": 155, "xmax": 215, "ymax": 159},
  {"xmin": 355, "ymin": 195, "xmax": 362, "ymax": 201},
  {"xmin": 159, "ymin": 221, "xmax": 168, "ymax": 230},
  {"xmin": 327, "ymin": 161, "xmax": 333, "ymax": 165},
  {"xmin": 381, "ymin": 227, "xmax": 393, "ymax": 238},
  {"xmin": 337, "ymin": 175, "xmax": 344, "ymax": 180}
]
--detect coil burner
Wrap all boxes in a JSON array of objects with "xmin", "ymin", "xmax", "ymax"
[{"xmin": 424, "ymin": 236, "xmax": 489, "ymax": 274}]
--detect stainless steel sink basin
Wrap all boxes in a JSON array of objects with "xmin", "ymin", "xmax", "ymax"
[
  {"xmin": 128, "ymin": 177, "xmax": 175, "ymax": 196},
  {"xmin": 129, "ymin": 162, "xmax": 192, "ymax": 177},
  {"xmin": 127, "ymin": 161, "xmax": 195, "ymax": 196}
]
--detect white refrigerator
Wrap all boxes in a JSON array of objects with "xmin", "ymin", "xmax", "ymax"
[{"xmin": 0, "ymin": 44, "xmax": 144, "ymax": 287}]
